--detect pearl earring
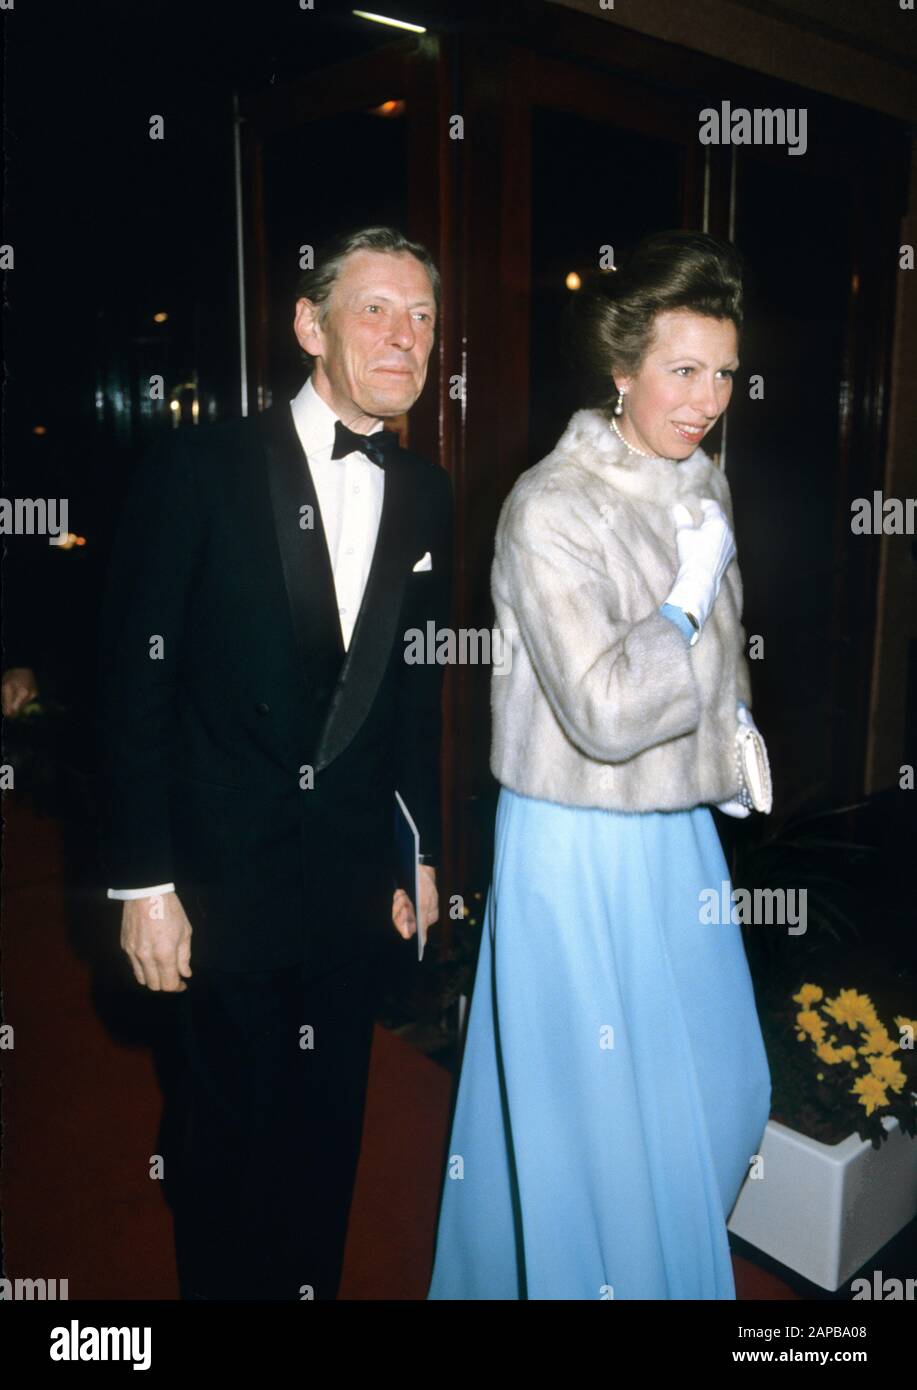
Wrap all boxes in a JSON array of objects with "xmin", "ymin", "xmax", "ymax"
[{"xmin": 614, "ymin": 388, "xmax": 625, "ymax": 417}]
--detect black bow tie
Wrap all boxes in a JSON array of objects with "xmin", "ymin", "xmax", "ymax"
[{"xmin": 331, "ymin": 418, "xmax": 401, "ymax": 470}]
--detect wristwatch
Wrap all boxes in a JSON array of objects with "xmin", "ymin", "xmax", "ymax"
[{"xmin": 418, "ymin": 854, "xmax": 437, "ymax": 868}]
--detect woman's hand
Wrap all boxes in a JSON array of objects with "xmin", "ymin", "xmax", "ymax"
[
  {"xmin": 715, "ymin": 798, "xmax": 751, "ymax": 819},
  {"xmin": 665, "ymin": 500, "xmax": 736, "ymax": 638}
]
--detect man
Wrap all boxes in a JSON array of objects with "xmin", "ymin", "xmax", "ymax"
[{"xmin": 97, "ymin": 226, "xmax": 452, "ymax": 1300}]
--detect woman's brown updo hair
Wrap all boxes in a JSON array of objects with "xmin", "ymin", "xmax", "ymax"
[{"xmin": 565, "ymin": 230, "xmax": 746, "ymax": 419}]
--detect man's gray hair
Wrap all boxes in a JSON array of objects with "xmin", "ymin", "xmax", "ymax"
[{"xmin": 295, "ymin": 226, "xmax": 440, "ymax": 370}]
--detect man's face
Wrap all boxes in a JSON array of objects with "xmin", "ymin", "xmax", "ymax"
[{"xmin": 293, "ymin": 249, "xmax": 437, "ymax": 427}]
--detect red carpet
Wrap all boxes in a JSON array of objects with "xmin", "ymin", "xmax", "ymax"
[{"xmin": 0, "ymin": 791, "xmax": 792, "ymax": 1300}]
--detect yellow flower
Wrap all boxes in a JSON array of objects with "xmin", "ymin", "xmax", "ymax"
[
  {"xmin": 858, "ymin": 1026, "xmax": 899, "ymax": 1057},
  {"xmin": 869, "ymin": 1055, "xmax": 907, "ymax": 1094},
  {"xmin": 793, "ymin": 984, "xmax": 824, "ymax": 1007},
  {"xmin": 813, "ymin": 1037, "xmax": 861, "ymax": 1068},
  {"xmin": 851, "ymin": 1074, "xmax": 889, "ymax": 1116},
  {"xmin": 796, "ymin": 1009, "xmax": 826, "ymax": 1043},
  {"xmin": 823, "ymin": 988, "xmax": 879, "ymax": 1031}
]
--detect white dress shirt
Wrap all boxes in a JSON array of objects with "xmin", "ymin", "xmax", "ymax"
[
  {"xmin": 108, "ymin": 376, "xmax": 386, "ymax": 901},
  {"xmin": 290, "ymin": 375, "xmax": 385, "ymax": 651}
]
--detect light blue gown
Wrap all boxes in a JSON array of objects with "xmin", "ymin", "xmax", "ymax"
[{"xmin": 427, "ymin": 787, "xmax": 772, "ymax": 1300}]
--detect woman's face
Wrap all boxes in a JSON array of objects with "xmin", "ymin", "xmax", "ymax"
[{"xmin": 614, "ymin": 310, "xmax": 739, "ymax": 460}]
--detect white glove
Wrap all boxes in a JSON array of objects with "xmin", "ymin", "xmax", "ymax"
[
  {"xmin": 716, "ymin": 701, "xmax": 756, "ymax": 817},
  {"xmin": 665, "ymin": 499, "xmax": 736, "ymax": 644}
]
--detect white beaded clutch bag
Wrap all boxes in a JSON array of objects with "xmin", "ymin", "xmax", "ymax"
[{"xmin": 734, "ymin": 719, "xmax": 773, "ymax": 814}]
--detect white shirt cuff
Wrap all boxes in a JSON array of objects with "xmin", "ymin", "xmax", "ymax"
[{"xmin": 107, "ymin": 883, "xmax": 176, "ymax": 900}]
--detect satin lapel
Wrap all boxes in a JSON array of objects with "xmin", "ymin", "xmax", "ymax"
[
  {"xmin": 314, "ymin": 450, "xmax": 414, "ymax": 773},
  {"xmin": 262, "ymin": 404, "xmax": 345, "ymax": 698}
]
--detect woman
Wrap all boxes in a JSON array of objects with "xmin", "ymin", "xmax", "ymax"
[{"xmin": 427, "ymin": 231, "xmax": 772, "ymax": 1300}]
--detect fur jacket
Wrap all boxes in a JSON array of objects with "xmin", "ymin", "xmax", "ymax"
[{"xmin": 489, "ymin": 407, "xmax": 754, "ymax": 813}]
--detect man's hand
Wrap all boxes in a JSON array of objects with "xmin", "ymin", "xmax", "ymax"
[
  {"xmin": 391, "ymin": 865, "xmax": 439, "ymax": 940},
  {"xmin": 120, "ymin": 891, "xmax": 193, "ymax": 991},
  {"xmin": 2, "ymin": 667, "xmax": 39, "ymax": 716}
]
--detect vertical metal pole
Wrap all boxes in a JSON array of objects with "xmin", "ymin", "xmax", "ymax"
[{"xmin": 232, "ymin": 89, "xmax": 249, "ymax": 418}]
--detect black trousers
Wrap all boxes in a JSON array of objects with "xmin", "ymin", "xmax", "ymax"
[{"xmin": 170, "ymin": 949, "xmax": 380, "ymax": 1300}]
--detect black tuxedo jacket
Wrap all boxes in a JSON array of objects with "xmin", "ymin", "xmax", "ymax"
[{"xmin": 97, "ymin": 401, "xmax": 452, "ymax": 976}]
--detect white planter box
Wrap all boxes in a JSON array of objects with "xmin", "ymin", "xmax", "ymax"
[{"xmin": 727, "ymin": 1116, "xmax": 917, "ymax": 1291}]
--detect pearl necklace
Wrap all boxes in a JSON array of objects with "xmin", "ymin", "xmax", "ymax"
[{"xmin": 610, "ymin": 416, "xmax": 660, "ymax": 459}]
